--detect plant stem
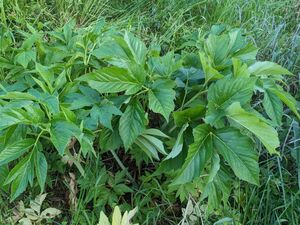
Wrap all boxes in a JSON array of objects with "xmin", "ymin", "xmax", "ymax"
[
  {"xmin": 110, "ymin": 149, "xmax": 136, "ymax": 185},
  {"xmin": 28, "ymin": 132, "xmax": 50, "ymax": 141},
  {"xmin": 182, "ymin": 89, "xmax": 207, "ymax": 108},
  {"xmin": 179, "ymin": 79, "xmax": 189, "ymax": 110}
]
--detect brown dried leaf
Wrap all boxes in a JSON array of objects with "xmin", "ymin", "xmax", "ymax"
[{"xmin": 67, "ymin": 172, "xmax": 78, "ymax": 210}]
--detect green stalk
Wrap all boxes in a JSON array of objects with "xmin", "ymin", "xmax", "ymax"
[
  {"xmin": 182, "ymin": 89, "xmax": 208, "ymax": 108},
  {"xmin": 110, "ymin": 149, "xmax": 136, "ymax": 185}
]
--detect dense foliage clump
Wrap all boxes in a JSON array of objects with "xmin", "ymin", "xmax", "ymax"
[{"xmin": 0, "ymin": 1, "xmax": 300, "ymax": 224}]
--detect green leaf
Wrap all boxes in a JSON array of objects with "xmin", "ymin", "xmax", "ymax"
[
  {"xmin": 37, "ymin": 92, "xmax": 59, "ymax": 115},
  {"xmin": 200, "ymin": 53, "xmax": 223, "ymax": 83},
  {"xmin": 91, "ymin": 101, "xmax": 122, "ymax": 129},
  {"xmin": 228, "ymin": 29, "xmax": 246, "ymax": 53},
  {"xmin": 142, "ymin": 129, "xmax": 169, "ymax": 138},
  {"xmin": 165, "ymin": 123, "xmax": 188, "ymax": 160},
  {"xmin": 199, "ymin": 154, "xmax": 224, "ymax": 211},
  {"xmin": 0, "ymin": 106, "xmax": 44, "ymax": 131},
  {"xmin": 204, "ymin": 33, "xmax": 230, "ymax": 66},
  {"xmin": 78, "ymin": 67, "xmax": 142, "ymax": 95},
  {"xmin": 148, "ymin": 52, "xmax": 180, "ymax": 77},
  {"xmin": 263, "ymin": 89, "xmax": 283, "ymax": 126},
  {"xmin": 148, "ymin": 79, "xmax": 176, "ymax": 121},
  {"xmin": 200, "ymin": 155, "xmax": 221, "ymax": 211},
  {"xmin": 232, "ymin": 58, "xmax": 250, "ymax": 77},
  {"xmin": 63, "ymin": 20, "xmax": 75, "ymax": 42},
  {"xmin": 11, "ymin": 169, "xmax": 30, "ymax": 200},
  {"xmin": 132, "ymin": 129, "xmax": 168, "ymax": 160},
  {"xmin": 200, "ymin": 167, "xmax": 231, "ymax": 213},
  {"xmin": 173, "ymin": 124, "xmax": 213, "ymax": 185},
  {"xmin": 0, "ymin": 138, "xmax": 35, "ymax": 166},
  {"xmin": 173, "ymin": 105, "xmax": 206, "ymax": 127},
  {"xmin": 156, "ymin": 146, "xmax": 187, "ymax": 175},
  {"xmin": 119, "ymin": 100, "xmax": 147, "ymax": 149},
  {"xmin": 0, "ymin": 113, "xmax": 24, "ymax": 131},
  {"xmin": 35, "ymin": 63, "xmax": 54, "ymax": 89},
  {"xmin": 100, "ymin": 127, "xmax": 122, "ymax": 152},
  {"xmin": 78, "ymin": 135, "xmax": 95, "ymax": 156},
  {"xmin": 0, "ymin": 92, "xmax": 38, "ymax": 101},
  {"xmin": 140, "ymin": 133, "xmax": 167, "ymax": 155},
  {"xmin": 54, "ymin": 70, "xmax": 67, "ymax": 89},
  {"xmin": 92, "ymin": 41, "xmax": 130, "ymax": 60},
  {"xmin": 124, "ymin": 31, "xmax": 147, "ymax": 65},
  {"xmin": 61, "ymin": 106, "xmax": 77, "ymax": 123},
  {"xmin": 9, "ymin": 155, "xmax": 34, "ymax": 201},
  {"xmin": 50, "ymin": 121, "xmax": 81, "ymax": 155},
  {"xmin": 113, "ymin": 183, "xmax": 133, "ymax": 195},
  {"xmin": 127, "ymin": 63, "xmax": 147, "ymax": 84},
  {"xmin": 213, "ymin": 128, "xmax": 259, "ymax": 185},
  {"xmin": 226, "ymin": 102, "xmax": 279, "ymax": 154},
  {"xmin": 32, "ymin": 77, "xmax": 49, "ymax": 93},
  {"xmin": 15, "ymin": 49, "xmax": 36, "ymax": 68},
  {"xmin": 206, "ymin": 76, "xmax": 256, "ymax": 125},
  {"xmin": 35, "ymin": 150, "xmax": 47, "ymax": 192},
  {"xmin": 4, "ymin": 156, "xmax": 29, "ymax": 185},
  {"xmin": 134, "ymin": 136, "xmax": 159, "ymax": 160},
  {"xmin": 22, "ymin": 31, "xmax": 40, "ymax": 49},
  {"xmin": 232, "ymin": 43, "xmax": 258, "ymax": 63},
  {"xmin": 249, "ymin": 61, "xmax": 292, "ymax": 76},
  {"xmin": 269, "ymin": 86, "xmax": 300, "ymax": 120},
  {"xmin": 0, "ymin": 165, "xmax": 9, "ymax": 191},
  {"xmin": 64, "ymin": 85, "xmax": 101, "ymax": 110},
  {"xmin": 206, "ymin": 154, "xmax": 220, "ymax": 183}
]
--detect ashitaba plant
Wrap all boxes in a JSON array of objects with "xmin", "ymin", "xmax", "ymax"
[{"xmin": 0, "ymin": 21, "xmax": 299, "ymax": 214}]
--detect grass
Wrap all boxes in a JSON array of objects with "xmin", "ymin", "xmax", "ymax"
[
  {"xmin": 5, "ymin": 0, "xmax": 300, "ymax": 82},
  {"xmin": 0, "ymin": 0, "xmax": 299, "ymax": 224},
  {"xmin": 2, "ymin": 0, "xmax": 299, "ymax": 69}
]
